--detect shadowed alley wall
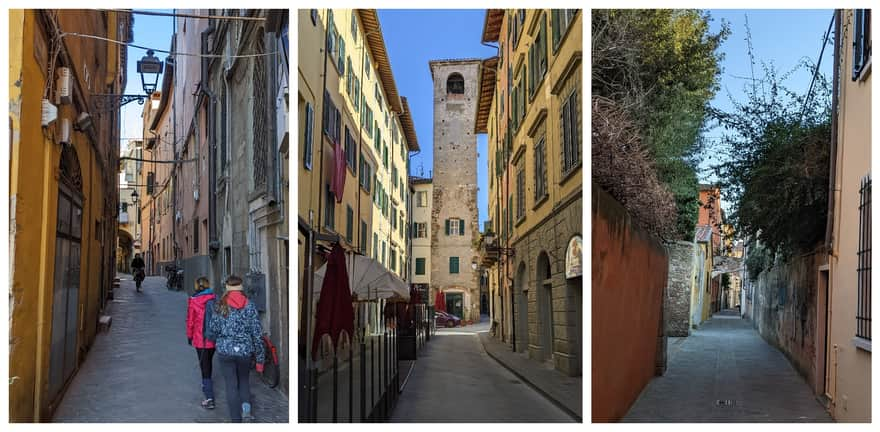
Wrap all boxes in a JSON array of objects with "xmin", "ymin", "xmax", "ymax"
[
  {"xmin": 749, "ymin": 250, "xmax": 825, "ymax": 391},
  {"xmin": 592, "ymin": 185, "xmax": 668, "ymax": 422}
]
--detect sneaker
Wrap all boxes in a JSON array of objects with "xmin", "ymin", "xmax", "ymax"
[
  {"xmin": 241, "ymin": 402, "xmax": 254, "ymax": 422},
  {"xmin": 201, "ymin": 398, "xmax": 215, "ymax": 410}
]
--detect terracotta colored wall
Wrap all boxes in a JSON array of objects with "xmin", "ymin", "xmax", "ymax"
[{"xmin": 592, "ymin": 185, "xmax": 668, "ymax": 422}]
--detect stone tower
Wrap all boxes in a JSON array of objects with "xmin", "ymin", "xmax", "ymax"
[{"xmin": 429, "ymin": 59, "xmax": 480, "ymax": 322}]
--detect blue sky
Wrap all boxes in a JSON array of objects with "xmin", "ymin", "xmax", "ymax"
[
  {"xmin": 376, "ymin": 9, "xmax": 835, "ymax": 222},
  {"xmin": 701, "ymin": 9, "xmax": 834, "ymax": 210},
  {"xmin": 120, "ymin": 11, "xmax": 174, "ymax": 151},
  {"xmin": 378, "ymin": 10, "xmax": 497, "ymax": 226}
]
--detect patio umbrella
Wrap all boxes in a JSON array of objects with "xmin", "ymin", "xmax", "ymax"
[
  {"xmin": 434, "ymin": 290, "xmax": 446, "ymax": 312},
  {"xmin": 311, "ymin": 243, "xmax": 354, "ymax": 359},
  {"xmin": 313, "ymin": 252, "xmax": 410, "ymax": 302}
]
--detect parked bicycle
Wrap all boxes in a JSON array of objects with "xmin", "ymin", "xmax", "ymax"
[
  {"xmin": 254, "ymin": 333, "xmax": 280, "ymax": 388},
  {"xmin": 165, "ymin": 264, "xmax": 184, "ymax": 291}
]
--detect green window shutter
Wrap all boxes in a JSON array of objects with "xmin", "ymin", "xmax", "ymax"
[
  {"xmin": 459, "ymin": 219, "xmax": 465, "ymax": 235},
  {"xmin": 415, "ymin": 258, "xmax": 425, "ymax": 275},
  {"xmin": 450, "ymin": 257, "xmax": 459, "ymax": 274},
  {"xmin": 445, "ymin": 219, "xmax": 451, "ymax": 235}
]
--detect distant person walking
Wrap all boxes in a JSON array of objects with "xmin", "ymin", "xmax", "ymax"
[
  {"xmin": 186, "ymin": 277, "xmax": 217, "ymax": 409},
  {"xmin": 131, "ymin": 253, "xmax": 146, "ymax": 292},
  {"xmin": 209, "ymin": 276, "xmax": 265, "ymax": 422}
]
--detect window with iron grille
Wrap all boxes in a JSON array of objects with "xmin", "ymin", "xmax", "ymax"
[
  {"xmin": 857, "ymin": 174, "xmax": 871, "ymax": 340},
  {"xmin": 853, "ymin": 9, "xmax": 872, "ymax": 81},
  {"xmin": 561, "ymin": 87, "xmax": 581, "ymax": 174},
  {"xmin": 535, "ymin": 136, "xmax": 548, "ymax": 201},
  {"xmin": 253, "ymin": 36, "xmax": 268, "ymax": 192}
]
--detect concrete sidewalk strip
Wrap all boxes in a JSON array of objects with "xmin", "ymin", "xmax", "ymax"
[
  {"xmin": 477, "ymin": 332, "xmax": 583, "ymax": 422},
  {"xmin": 624, "ymin": 315, "xmax": 832, "ymax": 423},
  {"xmin": 391, "ymin": 323, "xmax": 572, "ymax": 422}
]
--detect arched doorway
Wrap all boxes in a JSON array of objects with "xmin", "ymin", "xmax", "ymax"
[
  {"xmin": 117, "ymin": 230, "xmax": 134, "ymax": 273},
  {"xmin": 515, "ymin": 262, "xmax": 529, "ymax": 353},
  {"xmin": 48, "ymin": 145, "xmax": 84, "ymax": 405},
  {"xmin": 536, "ymin": 252, "xmax": 554, "ymax": 363}
]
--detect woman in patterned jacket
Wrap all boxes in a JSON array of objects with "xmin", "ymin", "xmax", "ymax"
[{"xmin": 209, "ymin": 275, "xmax": 265, "ymax": 422}]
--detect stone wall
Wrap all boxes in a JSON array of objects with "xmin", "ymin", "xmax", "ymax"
[
  {"xmin": 664, "ymin": 241, "xmax": 696, "ymax": 336},
  {"xmin": 592, "ymin": 185, "xmax": 668, "ymax": 422},
  {"xmin": 429, "ymin": 60, "xmax": 481, "ymax": 322},
  {"xmin": 512, "ymin": 189, "xmax": 583, "ymax": 376},
  {"xmin": 749, "ymin": 249, "xmax": 824, "ymax": 390}
]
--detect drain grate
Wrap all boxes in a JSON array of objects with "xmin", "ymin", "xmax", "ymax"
[{"xmin": 716, "ymin": 399, "xmax": 736, "ymax": 407}]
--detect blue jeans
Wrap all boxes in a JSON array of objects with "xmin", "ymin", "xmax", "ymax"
[{"xmin": 218, "ymin": 354, "xmax": 251, "ymax": 422}]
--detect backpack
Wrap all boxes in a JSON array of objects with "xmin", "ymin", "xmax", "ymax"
[{"xmin": 203, "ymin": 299, "xmax": 217, "ymax": 342}]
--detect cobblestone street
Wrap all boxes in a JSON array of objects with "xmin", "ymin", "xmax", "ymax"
[
  {"xmin": 390, "ymin": 321, "xmax": 574, "ymax": 422},
  {"xmin": 53, "ymin": 275, "xmax": 288, "ymax": 422},
  {"xmin": 624, "ymin": 313, "xmax": 832, "ymax": 422}
]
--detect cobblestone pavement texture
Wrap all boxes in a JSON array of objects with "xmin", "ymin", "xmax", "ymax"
[
  {"xmin": 478, "ymin": 331, "xmax": 582, "ymax": 421},
  {"xmin": 624, "ymin": 313, "xmax": 833, "ymax": 422},
  {"xmin": 53, "ymin": 275, "xmax": 289, "ymax": 423},
  {"xmin": 390, "ymin": 320, "xmax": 573, "ymax": 422}
]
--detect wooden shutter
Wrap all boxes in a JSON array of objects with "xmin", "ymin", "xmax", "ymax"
[
  {"xmin": 459, "ymin": 219, "xmax": 465, "ymax": 235},
  {"xmin": 445, "ymin": 219, "xmax": 451, "ymax": 235}
]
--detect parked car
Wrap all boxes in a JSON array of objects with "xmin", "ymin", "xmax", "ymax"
[{"xmin": 435, "ymin": 311, "xmax": 462, "ymax": 328}]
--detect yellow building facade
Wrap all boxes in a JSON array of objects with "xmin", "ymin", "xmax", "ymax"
[
  {"xmin": 825, "ymin": 8, "xmax": 871, "ymax": 423},
  {"xmin": 478, "ymin": 9, "xmax": 583, "ymax": 376},
  {"xmin": 9, "ymin": 9, "xmax": 130, "ymax": 421},
  {"xmin": 298, "ymin": 9, "xmax": 419, "ymax": 283}
]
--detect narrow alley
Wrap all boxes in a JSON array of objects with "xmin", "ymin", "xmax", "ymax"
[
  {"xmin": 624, "ymin": 311, "xmax": 832, "ymax": 422},
  {"xmin": 52, "ymin": 276, "xmax": 289, "ymax": 423},
  {"xmin": 390, "ymin": 322, "xmax": 574, "ymax": 422}
]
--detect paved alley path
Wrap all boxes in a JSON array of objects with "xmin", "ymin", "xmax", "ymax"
[
  {"xmin": 390, "ymin": 321, "xmax": 573, "ymax": 422},
  {"xmin": 53, "ymin": 275, "xmax": 288, "ymax": 423},
  {"xmin": 624, "ymin": 313, "xmax": 832, "ymax": 422}
]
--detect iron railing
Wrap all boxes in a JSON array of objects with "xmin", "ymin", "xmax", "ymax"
[{"xmin": 856, "ymin": 174, "xmax": 871, "ymax": 340}]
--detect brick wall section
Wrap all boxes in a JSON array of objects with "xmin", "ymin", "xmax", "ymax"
[
  {"xmin": 749, "ymin": 249, "xmax": 824, "ymax": 390},
  {"xmin": 592, "ymin": 185, "xmax": 668, "ymax": 422},
  {"xmin": 664, "ymin": 241, "xmax": 696, "ymax": 336}
]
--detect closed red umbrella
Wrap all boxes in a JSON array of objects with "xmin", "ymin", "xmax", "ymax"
[
  {"xmin": 434, "ymin": 290, "xmax": 446, "ymax": 313},
  {"xmin": 311, "ymin": 243, "xmax": 354, "ymax": 359}
]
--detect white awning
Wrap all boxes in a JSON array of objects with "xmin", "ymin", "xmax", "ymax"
[{"xmin": 312, "ymin": 252, "xmax": 410, "ymax": 302}]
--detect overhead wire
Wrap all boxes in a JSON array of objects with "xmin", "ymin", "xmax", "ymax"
[
  {"xmin": 100, "ymin": 9, "xmax": 267, "ymax": 22},
  {"xmin": 60, "ymin": 32, "xmax": 278, "ymax": 58}
]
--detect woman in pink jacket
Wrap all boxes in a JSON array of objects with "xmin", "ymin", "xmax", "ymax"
[{"xmin": 186, "ymin": 277, "xmax": 217, "ymax": 409}]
